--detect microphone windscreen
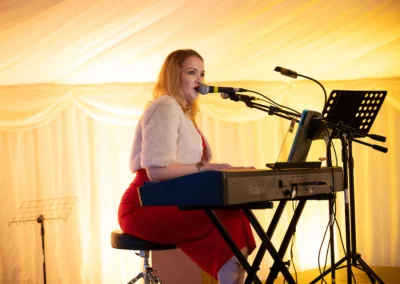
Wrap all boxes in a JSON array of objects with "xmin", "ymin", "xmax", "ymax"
[{"xmin": 197, "ymin": 84, "xmax": 209, "ymax": 95}]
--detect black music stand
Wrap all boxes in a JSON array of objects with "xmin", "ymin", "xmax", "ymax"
[
  {"xmin": 321, "ymin": 90, "xmax": 386, "ymax": 138},
  {"xmin": 9, "ymin": 196, "xmax": 77, "ymax": 284},
  {"xmin": 311, "ymin": 90, "xmax": 387, "ymax": 284}
]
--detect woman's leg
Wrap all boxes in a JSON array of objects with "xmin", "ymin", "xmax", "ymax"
[
  {"xmin": 217, "ymin": 247, "xmax": 248, "ymax": 284},
  {"xmin": 120, "ymin": 198, "xmax": 256, "ymax": 280}
]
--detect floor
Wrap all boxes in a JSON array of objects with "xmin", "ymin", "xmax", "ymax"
[{"xmin": 274, "ymin": 266, "xmax": 399, "ymax": 283}]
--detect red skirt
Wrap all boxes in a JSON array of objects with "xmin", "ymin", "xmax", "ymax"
[{"xmin": 118, "ymin": 169, "xmax": 256, "ymax": 279}]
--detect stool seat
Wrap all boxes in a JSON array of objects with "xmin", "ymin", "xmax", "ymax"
[{"xmin": 111, "ymin": 230, "xmax": 177, "ymax": 251}]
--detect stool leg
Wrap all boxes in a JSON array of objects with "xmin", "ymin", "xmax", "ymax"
[
  {"xmin": 143, "ymin": 251, "xmax": 151, "ymax": 284},
  {"xmin": 143, "ymin": 251, "xmax": 162, "ymax": 284},
  {"xmin": 127, "ymin": 272, "xmax": 144, "ymax": 284},
  {"xmin": 129, "ymin": 250, "xmax": 164, "ymax": 284},
  {"xmin": 149, "ymin": 273, "xmax": 162, "ymax": 284}
]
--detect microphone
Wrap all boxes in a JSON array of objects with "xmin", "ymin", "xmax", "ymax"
[
  {"xmin": 220, "ymin": 93, "xmax": 258, "ymax": 102},
  {"xmin": 197, "ymin": 83, "xmax": 247, "ymax": 94},
  {"xmin": 274, "ymin": 66, "xmax": 327, "ymax": 110},
  {"xmin": 274, "ymin": 66, "xmax": 298, "ymax": 79}
]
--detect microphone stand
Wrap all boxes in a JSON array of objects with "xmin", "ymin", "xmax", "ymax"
[
  {"xmin": 237, "ymin": 92, "xmax": 387, "ymax": 283},
  {"xmin": 273, "ymin": 67, "xmax": 384, "ymax": 284},
  {"xmin": 221, "ymin": 91, "xmax": 300, "ymax": 122},
  {"xmin": 310, "ymin": 120, "xmax": 387, "ymax": 284},
  {"xmin": 227, "ymin": 79, "xmax": 387, "ymax": 283}
]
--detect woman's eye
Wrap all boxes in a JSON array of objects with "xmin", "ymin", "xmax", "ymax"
[
  {"xmin": 188, "ymin": 70, "xmax": 196, "ymax": 75},
  {"xmin": 200, "ymin": 73, "xmax": 205, "ymax": 77}
]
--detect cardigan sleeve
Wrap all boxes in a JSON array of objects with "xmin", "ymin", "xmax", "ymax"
[{"xmin": 140, "ymin": 96, "xmax": 180, "ymax": 168}]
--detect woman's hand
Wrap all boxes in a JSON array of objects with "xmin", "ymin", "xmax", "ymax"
[
  {"xmin": 203, "ymin": 162, "xmax": 255, "ymax": 171},
  {"xmin": 147, "ymin": 163, "xmax": 256, "ymax": 182},
  {"xmin": 203, "ymin": 162, "xmax": 232, "ymax": 171}
]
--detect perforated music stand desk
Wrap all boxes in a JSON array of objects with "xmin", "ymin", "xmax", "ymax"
[
  {"xmin": 321, "ymin": 90, "xmax": 387, "ymax": 138},
  {"xmin": 9, "ymin": 196, "xmax": 76, "ymax": 284}
]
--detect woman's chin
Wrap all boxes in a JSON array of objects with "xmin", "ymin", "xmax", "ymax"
[{"xmin": 186, "ymin": 93, "xmax": 199, "ymax": 102}]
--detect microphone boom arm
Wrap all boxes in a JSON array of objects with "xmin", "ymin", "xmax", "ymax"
[
  {"xmin": 312, "ymin": 118, "xmax": 388, "ymax": 153},
  {"xmin": 350, "ymin": 137, "xmax": 388, "ymax": 153},
  {"xmin": 243, "ymin": 100, "xmax": 300, "ymax": 122},
  {"xmin": 274, "ymin": 66, "xmax": 327, "ymax": 111},
  {"xmin": 297, "ymin": 74, "xmax": 327, "ymax": 110}
]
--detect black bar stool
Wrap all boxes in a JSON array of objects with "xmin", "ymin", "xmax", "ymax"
[{"xmin": 111, "ymin": 230, "xmax": 177, "ymax": 284}]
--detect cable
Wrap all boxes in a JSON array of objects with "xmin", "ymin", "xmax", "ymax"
[
  {"xmin": 332, "ymin": 140, "xmax": 338, "ymax": 167},
  {"xmin": 322, "ymin": 230, "xmax": 331, "ymax": 281},
  {"xmin": 317, "ymin": 220, "xmax": 329, "ymax": 284},
  {"xmin": 330, "ymin": 139, "xmax": 346, "ymax": 256},
  {"xmin": 247, "ymin": 90, "xmax": 302, "ymax": 116},
  {"xmin": 275, "ymin": 121, "xmax": 297, "ymax": 165},
  {"xmin": 324, "ymin": 131, "xmax": 357, "ymax": 283},
  {"xmin": 317, "ymin": 131, "xmax": 334, "ymax": 284}
]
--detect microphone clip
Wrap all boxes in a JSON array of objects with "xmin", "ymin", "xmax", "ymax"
[{"xmin": 221, "ymin": 93, "xmax": 257, "ymax": 102}]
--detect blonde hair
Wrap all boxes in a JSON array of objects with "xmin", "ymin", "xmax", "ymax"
[{"xmin": 152, "ymin": 49, "xmax": 203, "ymax": 123}]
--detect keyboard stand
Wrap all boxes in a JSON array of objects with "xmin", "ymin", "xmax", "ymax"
[
  {"xmin": 264, "ymin": 199, "xmax": 306, "ymax": 283},
  {"xmin": 185, "ymin": 194, "xmax": 335, "ymax": 284},
  {"xmin": 197, "ymin": 203, "xmax": 296, "ymax": 284},
  {"xmin": 251, "ymin": 200, "xmax": 300, "ymax": 284},
  {"xmin": 204, "ymin": 208, "xmax": 293, "ymax": 284}
]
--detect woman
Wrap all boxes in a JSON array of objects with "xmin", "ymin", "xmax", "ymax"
[{"xmin": 118, "ymin": 49, "xmax": 256, "ymax": 283}]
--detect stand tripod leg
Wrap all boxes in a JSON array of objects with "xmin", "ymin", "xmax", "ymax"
[
  {"xmin": 128, "ymin": 272, "xmax": 143, "ymax": 284},
  {"xmin": 326, "ymin": 139, "xmax": 336, "ymax": 283},
  {"xmin": 347, "ymin": 141, "xmax": 384, "ymax": 283},
  {"xmin": 37, "ymin": 215, "xmax": 47, "ymax": 284},
  {"xmin": 310, "ymin": 257, "xmax": 346, "ymax": 283},
  {"xmin": 342, "ymin": 135, "xmax": 353, "ymax": 283},
  {"xmin": 349, "ymin": 145, "xmax": 357, "ymax": 265},
  {"xmin": 312, "ymin": 138, "xmax": 385, "ymax": 284},
  {"xmin": 356, "ymin": 256, "xmax": 384, "ymax": 283},
  {"xmin": 328, "ymin": 197, "xmax": 336, "ymax": 282},
  {"xmin": 344, "ymin": 188, "xmax": 353, "ymax": 283}
]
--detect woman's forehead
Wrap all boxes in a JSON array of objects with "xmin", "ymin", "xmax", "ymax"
[{"xmin": 181, "ymin": 56, "xmax": 204, "ymax": 70}]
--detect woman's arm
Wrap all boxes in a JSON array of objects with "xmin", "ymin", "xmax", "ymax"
[{"xmin": 146, "ymin": 162, "xmax": 233, "ymax": 182}]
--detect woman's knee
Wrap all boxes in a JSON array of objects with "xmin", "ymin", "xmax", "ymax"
[{"xmin": 217, "ymin": 247, "xmax": 248, "ymax": 284}]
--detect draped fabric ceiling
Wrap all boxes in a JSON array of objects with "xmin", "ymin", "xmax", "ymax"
[{"xmin": 1, "ymin": 0, "xmax": 400, "ymax": 283}]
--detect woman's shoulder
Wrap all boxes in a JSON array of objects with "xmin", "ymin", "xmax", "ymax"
[
  {"xmin": 142, "ymin": 95, "xmax": 182, "ymax": 121},
  {"xmin": 148, "ymin": 95, "xmax": 180, "ymax": 111}
]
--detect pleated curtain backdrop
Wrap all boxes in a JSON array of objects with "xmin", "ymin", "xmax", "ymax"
[{"xmin": 0, "ymin": 78, "xmax": 399, "ymax": 283}]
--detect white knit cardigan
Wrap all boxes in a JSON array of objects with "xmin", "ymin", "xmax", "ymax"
[{"xmin": 129, "ymin": 95, "xmax": 212, "ymax": 172}]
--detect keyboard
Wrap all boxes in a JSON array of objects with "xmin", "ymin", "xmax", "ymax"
[{"xmin": 138, "ymin": 167, "xmax": 343, "ymax": 207}]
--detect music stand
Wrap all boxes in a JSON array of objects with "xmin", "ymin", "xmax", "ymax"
[
  {"xmin": 311, "ymin": 90, "xmax": 387, "ymax": 284},
  {"xmin": 9, "ymin": 196, "xmax": 77, "ymax": 284},
  {"xmin": 321, "ymin": 90, "xmax": 386, "ymax": 138}
]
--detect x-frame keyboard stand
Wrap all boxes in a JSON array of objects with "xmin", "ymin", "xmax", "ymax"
[{"xmin": 184, "ymin": 194, "xmax": 330, "ymax": 284}]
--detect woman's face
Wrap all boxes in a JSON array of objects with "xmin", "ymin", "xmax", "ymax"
[{"xmin": 179, "ymin": 56, "xmax": 204, "ymax": 102}]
